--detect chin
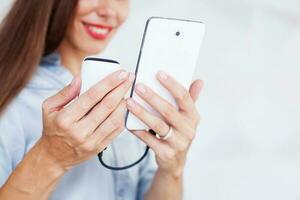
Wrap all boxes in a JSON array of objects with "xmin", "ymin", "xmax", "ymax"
[
  {"xmin": 81, "ymin": 43, "xmax": 108, "ymax": 55},
  {"xmin": 75, "ymin": 28, "xmax": 117, "ymax": 56}
]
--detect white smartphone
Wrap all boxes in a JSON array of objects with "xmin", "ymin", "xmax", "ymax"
[
  {"xmin": 80, "ymin": 57, "xmax": 122, "ymax": 95},
  {"xmin": 125, "ymin": 17, "xmax": 205, "ymax": 131}
]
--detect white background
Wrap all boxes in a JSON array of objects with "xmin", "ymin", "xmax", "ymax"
[{"xmin": 1, "ymin": 0, "xmax": 300, "ymax": 199}]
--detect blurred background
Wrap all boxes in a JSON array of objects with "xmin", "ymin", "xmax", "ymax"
[{"xmin": 1, "ymin": 0, "xmax": 300, "ymax": 199}]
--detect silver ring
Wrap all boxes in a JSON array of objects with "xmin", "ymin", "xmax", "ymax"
[{"xmin": 156, "ymin": 126, "xmax": 173, "ymax": 141}]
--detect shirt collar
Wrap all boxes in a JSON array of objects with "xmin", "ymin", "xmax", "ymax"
[
  {"xmin": 27, "ymin": 52, "xmax": 74, "ymax": 90},
  {"xmin": 39, "ymin": 51, "xmax": 61, "ymax": 67}
]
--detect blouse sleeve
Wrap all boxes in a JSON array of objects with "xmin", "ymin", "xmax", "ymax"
[{"xmin": 0, "ymin": 101, "xmax": 26, "ymax": 187}]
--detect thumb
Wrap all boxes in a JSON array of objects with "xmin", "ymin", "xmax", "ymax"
[
  {"xmin": 43, "ymin": 75, "xmax": 82, "ymax": 113},
  {"xmin": 189, "ymin": 80, "xmax": 204, "ymax": 102}
]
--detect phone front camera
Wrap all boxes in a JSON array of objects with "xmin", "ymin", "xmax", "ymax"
[{"xmin": 176, "ymin": 31, "xmax": 180, "ymax": 36}]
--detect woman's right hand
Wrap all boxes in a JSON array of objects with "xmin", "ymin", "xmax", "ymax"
[{"xmin": 40, "ymin": 70, "xmax": 135, "ymax": 171}]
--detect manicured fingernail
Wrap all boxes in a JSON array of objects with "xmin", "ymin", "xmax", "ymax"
[
  {"xmin": 136, "ymin": 83, "xmax": 146, "ymax": 94},
  {"xmin": 118, "ymin": 71, "xmax": 129, "ymax": 80},
  {"xmin": 129, "ymin": 73, "xmax": 135, "ymax": 82},
  {"xmin": 127, "ymin": 99, "xmax": 136, "ymax": 108},
  {"xmin": 158, "ymin": 71, "xmax": 168, "ymax": 80}
]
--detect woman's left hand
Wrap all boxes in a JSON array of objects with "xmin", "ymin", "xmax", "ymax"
[{"xmin": 126, "ymin": 71, "xmax": 203, "ymax": 177}]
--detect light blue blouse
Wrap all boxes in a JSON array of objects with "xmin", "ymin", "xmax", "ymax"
[{"xmin": 0, "ymin": 53, "xmax": 157, "ymax": 200}]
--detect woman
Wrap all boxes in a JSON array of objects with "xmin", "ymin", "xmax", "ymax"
[{"xmin": 0, "ymin": 0, "xmax": 203, "ymax": 199}]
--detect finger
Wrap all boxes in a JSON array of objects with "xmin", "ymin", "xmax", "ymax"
[
  {"xmin": 43, "ymin": 75, "xmax": 81, "ymax": 114},
  {"xmin": 94, "ymin": 101, "xmax": 127, "ymax": 152},
  {"xmin": 96, "ymin": 125, "xmax": 125, "ymax": 153},
  {"xmin": 134, "ymin": 83, "xmax": 189, "ymax": 133},
  {"xmin": 130, "ymin": 130, "xmax": 168, "ymax": 155},
  {"xmin": 79, "ymin": 122, "xmax": 125, "ymax": 155},
  {"xmin": 126, "ymin": 98, "xmax": 170, "ymax": 137},
  {"xmin": 156, "ymin": 71, "xmax": 195, "ymax": 114},
  {"xmin": 189, "ymin": 80, "xmax": 204, "ymax": 102},
  {"xmin": 86, "ymin": 100, "xmax": 127, "ymax": 148},
  {"xmin": 127, "ymin": 98, "xmax": 191, "ymax": 150},
  {"xmin": 78, "ymin": 74, "xmax": 135, "ymax": 133},
  {"xmin": 62, "ymin": 70, "xmax": 129, "ymax": 122}
]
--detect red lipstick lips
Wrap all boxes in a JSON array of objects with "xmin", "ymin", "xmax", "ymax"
[{"xmin": 82, "ymin": 22, "xmax": 113, "ymax": 40}]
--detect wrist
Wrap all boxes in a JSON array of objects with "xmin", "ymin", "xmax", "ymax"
[
  {"xmin": 3, "ymin": 138, "xmax": 66, "ymax": 198},
  {"xmin": 157, "ymin": 167, "xmax": 184, "ymax": 181},
  {"xmin": 38, "ymin": 137, "xmax": 68, "ymax": 176}
]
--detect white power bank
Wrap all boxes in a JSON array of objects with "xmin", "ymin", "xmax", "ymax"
[
  {"xmin": 125, "ymin": 17, "xmax": 205, "ymax": 131},
  {"xmin": 80, "ymin": 57, "xmax": 122, "ymax": 95}
]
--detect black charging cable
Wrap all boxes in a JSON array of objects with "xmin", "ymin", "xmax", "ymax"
[
  {"xmin": 98, "ymin": 129, "xmax": 156, "ymax": 170},
  {"xmin": 98, "ymin": 146, "xmax": 149, "ymax": 170}
]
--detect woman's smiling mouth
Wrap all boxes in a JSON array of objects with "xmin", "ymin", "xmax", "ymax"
[{"xmin": 82, "ymin": 21, "xmax": 113, "ymax": 40}]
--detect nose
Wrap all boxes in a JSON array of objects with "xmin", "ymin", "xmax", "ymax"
[{"xmin": 95, "ymin": 0, "xmax": 117, "ymax": 19}]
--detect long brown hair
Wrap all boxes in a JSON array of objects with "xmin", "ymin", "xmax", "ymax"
[{"xmin": 0, "ymin": 0, "xmax": 78, "ymax": 115}]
